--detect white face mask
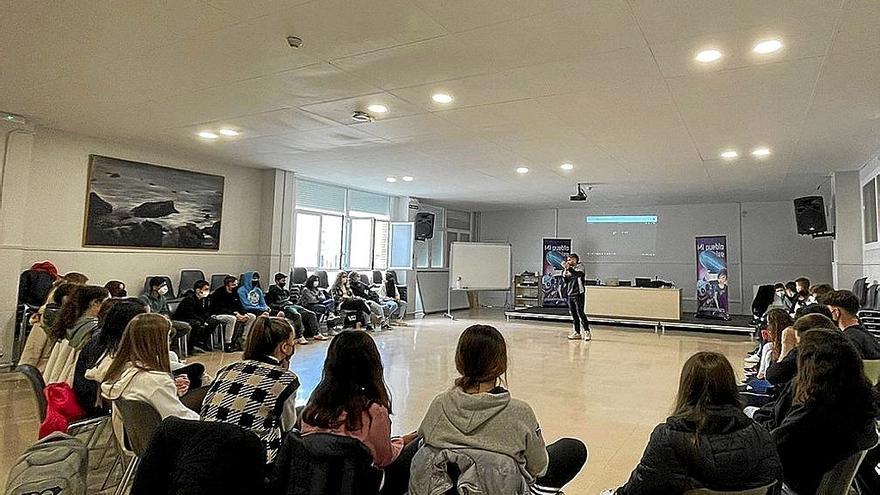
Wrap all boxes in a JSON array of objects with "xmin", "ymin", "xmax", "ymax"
[
  {"xmin": 198, "ymin": 290, "xmax": 209, "ymax": 298},
  {"xmin": 158, "ymin": 286, "xmax": 169, "ymax": 296}
]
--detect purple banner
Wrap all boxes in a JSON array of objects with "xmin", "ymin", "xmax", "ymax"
[
  {"xmin": 542, "ymin": 238, "xmax": 571, "ymax": 307},
  {"xmin": 696, "ymin": 235, "xmax": 729, "ymax": 319}
]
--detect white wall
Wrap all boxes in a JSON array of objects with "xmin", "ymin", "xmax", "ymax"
[
  {"xmin": 18, "ymin": 127, "xmax": 271, "ymax": 295},
  {"xmin": 480, "ymin": 201, "xmax": 833, "ymax": 314}
]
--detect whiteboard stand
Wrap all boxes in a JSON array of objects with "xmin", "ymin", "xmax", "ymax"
[
  {"xmin": 447, "ymin": 242, "xmax": 513, "ymax": 321},
  {"xmin": 444, "ymin": 287, "xmax": 468, "ymax": 320}
]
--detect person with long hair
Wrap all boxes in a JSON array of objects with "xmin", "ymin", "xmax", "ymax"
[
  {"xmin": 331, "ymin": 272, "xmax": 372, "ymax": 330},
  {"xmin": 300, "ymin": 331, "xmax": 416, "ymax": 494},
  {"xmin": 379, "ymin": 271, "xmax": 408, "ymax": 326},
  {"xmin": 43, "ymin": 285, "xmax": 109, "ymax": 385},
  {"xmin": 95, "ymin": 313, "xmax": 200, "ymax": 444},
  {"xmin": 762, "ymin": 329, "xmax": 879, "ymax": 494},
  {"xmin": 19, "ymin": 282, "xmax": 79, "ymax": 370},
  {"xmin": 348, "ymin": 271, "xmax": 391, "ymax": 330},
  {"xmin": 75, "ymin": 298, "xmax": 148, "ymax": 415},
  {"xmin": 201, "ymin": 316, "xmax": 300, "ymax": 464},
  {"xmin": 609, "ymin": 352, "xmax": 781, "ymax": 494},
  {"xmin": 765, "ymin": 310, "xmax": 836, "ymax": 389},
  {"xmin": 415, "ymin": 325, "xmax": 587, "ymax": 495}
]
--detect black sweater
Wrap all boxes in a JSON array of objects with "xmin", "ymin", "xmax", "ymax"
[
  {"xmin": 209, "ymin": 287, "xmax": 243, "ymax": 316},
  {"xmin": 843, "ymin": 324, "xmax": 880, "ymax": 359},
  {"xmin": 616, "ymin": 405, "xmax": 782, "ymax": 494},
  {"xmin": 765, "ymin": 350, "xmax": 798, "ymax": 387},
  {"xmin": 173, "ymin": 293, "xmax": 211, "ymax": 324}
]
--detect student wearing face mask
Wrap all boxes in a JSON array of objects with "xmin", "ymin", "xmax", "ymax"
[
  {"xmin": 172, "ymin": 280, "xmax": 216, "ymax": 354},
  {"xmin": 140, "ymin": 277, "xmax": 191, "ymax": 350},
  {"xmin": 266, "ymin": 272, "xmax": 328, "ymax": 343},
  {"xmin": 820, "ymin": 289, "xmax": 880, "ymax": 359},
  {"xmin": 209, "ymin": 276, "xmax": 257, "ymax": 353},
  {"xmin": 300, "ymin": 274, "xmax": 336, "ymax": 316}
]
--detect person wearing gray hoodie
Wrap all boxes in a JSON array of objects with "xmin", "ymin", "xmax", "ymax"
[{"xmin": 415, "ymin": 325, "xmax": 587, "ymax": 495}]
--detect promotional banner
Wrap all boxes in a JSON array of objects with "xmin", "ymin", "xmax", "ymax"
[
  {"xmin": 695, "ymin": 235, "xmax": 730, "ymax": 320},
  {"xmin": 542, "ymin": 238, "xmax": 572, "ymax": 307}
]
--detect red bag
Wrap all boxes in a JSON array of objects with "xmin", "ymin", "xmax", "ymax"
[{"xmin": 38, "ymin": 382, "xmax": 86, "ymax": 439}]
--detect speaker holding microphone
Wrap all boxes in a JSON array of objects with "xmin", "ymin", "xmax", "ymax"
[
  {"xmin": 793, "ymin": 196, "xmax": 828, "ymax": 235},
  {"xmin": 415, "ymin": 212, "xmax": 435, "ymax": 240}
]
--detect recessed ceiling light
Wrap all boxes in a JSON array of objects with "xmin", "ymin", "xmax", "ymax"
[
  {"xmin": 720, "ymin": 150, "xmax": 739, "ymax": 160},
  {"xmin": 432, "ymin": 93, "xmax": 453, "ymax": 104},
  {"xmin": 218, "ymin": 128, "xmax": 240, "ymax": 137},
  {"xmin": 753, "ymin": 39, "xmax": 783, "ymax": 54},
  {"xmin": 367, "ymin": 104, "xmax": 388, "ymax": 114},
  {"xmin": 695, "ymin": 49, "xmax": 723, "ymax": 63},
  {"xmin": 516, "ymin": 167, "xmax": 529, "ymax": 174},
  {"xmin": 197, "ymin": 131, "xmax": 219, "ymax": 140},
  {"xmin": 560, "ymin": 163, "xmax": 574, "ymax": 171},
  {"xmin": 402, "ymin": 176, "xmax": 414, "ymax": 182},
  {"xmin": 386, "ymin": 177, "xmax": 398, "ymax": 183},
  {"xmin": 751, "ymin": 147, "xmax": 772, "ymax": 157}
]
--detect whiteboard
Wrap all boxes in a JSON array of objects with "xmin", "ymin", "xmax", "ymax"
[{"xmin": 449, "ymin": 242, "xmax": 512, "ymax": 290}]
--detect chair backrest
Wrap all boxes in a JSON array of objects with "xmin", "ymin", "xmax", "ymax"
[
  {"xmin": 112, "ymin": 399, "xmax": 163, "ymax": 456},
  {"xmin": 816, "ymin": 448, "xmax": 870, "ymax": 494},
  {"xmin": 864, "ymin": 360, "xmax": 880, "ymax": 386},
  {"xmin": 16, "ymin": 364, "xmax": 47, "ymax": 422},
  {"xmin": 142, "ymin": 275, "xmax": 175, "ymax": 299},
  {"xmin": 359, "ymin": 274, "xmax": 371, "ymax": 287},
  {"xmin": 315, "ymin": 271, "xmax": 329, "ymax": 289},
  {"xmin": 372, "ymin": 270, "xmax": 383, "ymax": 285},
  {"xmin": 869, "ymin": 284, "xmax": 880, "ymax": 311},
  {"xmin": 178, "ymin": 269, "xmax": 206, "ymax": 294},
  {"xmin": 853, "ymin": 277, "xmax": 869, "ymax": 306},
  {"xmin": 210, "ymin": 274, "xmax": 231, "ymax": 292},
  {"xmin": 292, "ymin": 268, "xmax": 308, "ymax": 285},
  {"xmin": 275, "ymin": 431, "xmax": 382, "ymax": 495},
  {"xmin": 685, "ymin": 481, "xmax": 776, "ymax": 495}
]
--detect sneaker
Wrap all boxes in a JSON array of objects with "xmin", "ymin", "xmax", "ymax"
[
  {"xmin": 382, "ymin": 322, "xmax": 392, "ymax": 330},
  {"xmin": 567, "ymin": 331, "xmax": 581, "ymax": 340},
  {"xmin": 365, "ymin": 325, "xmax": 375, "ymax": 332},
  {"xmin": 329, "ymin": 329, "xmax": 343, "ymax": 336},
  {"xmin": 296, "ymin": 336, "xmax": 308, "ymax": 345},
  {"xmin": 744, "ymin": 354, "xmax": 760, "ymax": 364},
  {"xmin": 223, "ymin": 343, "xmax": 236, "ymax": 353},
  {"xmin": 313, "ymin": 333, "xmax": 329, "ymax": 341},
  {"xmin": 582, "ymin": 330, "xmax": 592, "ymax": 341},
  {"xmin": 395, "ymin": 320, "xmax": 409, "ymax": 327}
]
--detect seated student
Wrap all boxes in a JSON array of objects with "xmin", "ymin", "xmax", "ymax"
[
  {"xmin": 94, "ymin": 313, "xmax": 200, "ymax": 445},
  {"xmin": 300, "ymin": 274, "xmax": 336, "ymax": 317},
  {"xmin": 794, "ymin": 277, "xmax": 811, "ymax": 299},
  {"xmin": 782, "ymin": 281, "xmax": 798, "ymax": 314},
  {"xmin": 820, "ymin": 289, "xmax": 880, "ymax": 359},
  {"xmin": 104, "ymin": 280, "xmax": 127, "ymax": 298},
  {"xmin": 19, "ymin": 282, "xmax": 78, "ymax": 371},
  {"xmin": 331, "ymin": 272, "xmax": 373, "ymax": 331},
  {"xmin": 417, "ymin": 325, "xmax": 587, "ymax": 495},
  {"xmin": 172, "ymin": 280, "xmax": 216, "ymax": 354},
  {"xmin": 44, "ymin": 285, "xmax": 109, "ymax": 385},
  {"xmin": 201, "ymin": 316, "xmax": 300, "ymax": 464},
  {"xmin": 378, "ymin": 271, "xmax": 407, "ymax": 326},
  {"xmin": 608, "ymin": 352, "xmax": 781, "ymax": 495},
  {"xmin": 766, "ymin": 312, "xmax": 836, "ymax": 389},
  {"xmin": 349, "ymin": 271, "xmax": 390, "ymax": 330},
  {"xmin": 139, "ymin": 277, "xmax": 191, "ymax": 349},
  {"xmin": 75, "ymin": 298, "xmax": 148, "ymax": 415},
  {"xmin": 209, "ymin": 275, "xmax": 256, "ymax": 353},
  {"xmin": 758, "ymin": 329, "xmax": 879, "ymax": 494},
  {"xmin": 740, "ymin": 309, "xmax": 793, "ymax": 406},
  {"xmin": 266, "ymin": 272, "xmax": 327, "ymax": 343},
  {"xmin": 773, "ymin": 283, "xmax": 787, "ymax": 307},
  {"xmin": 300, "ymin": 331, "xmax": 417, "ymax": 495},
  {"xmin": 808, "ymin": 283, "xmax": 832, "ymax": 305}
]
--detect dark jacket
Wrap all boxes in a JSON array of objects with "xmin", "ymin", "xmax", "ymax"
[
  {"xmin": 563, "ymin": 262, "xmax": 586, "ymax": 297},
  {"xmin": 843, "ymin": 324, "xmax": 880, "ymax": 359},
  {"xmin": 173, "ymin": 292, "xmax": 211, "ymax": 325},
  {"xmin": 266, "ymin": 284, "xmax": 293, "ymax": 311},
  {"xmin": 271, "ymin": 431, "xmax": 382, "ymax": 495},
  {"xmin": 765, "ymin": 350, "xmax": 798, "ymax": 387},
  {"xmin": 139, "ymin": 292, "xmax": 170, "ymax": 316},
  {"xmin": 209, "ymin": 286, "xmax": 243, "ymax": 316},
  {"xmin": 616, "ymin": 405, "xmax": 782, "ymax": 495},
  {"xmin": 350, "ymin": 279, "xmax": 380, "ymax": 303},
  {"xmin": 131, "ymin": 417, "xmax": 266, "ymax": 495},
  {"xmin": 758, "ymin": 383, "xmax": 879, "ymax": 494},
  {"xmin": 18, "ymin": 268, "xmax": 56, "ymax": 307},
  {"xmin": 72, "ymin": 332, "xmax": 110, "ymax": 417}
]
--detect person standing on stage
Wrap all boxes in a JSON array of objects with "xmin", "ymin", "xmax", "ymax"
[{"xmin": 563, "ymin": 253, "xmax": 591, "ymax": 341}]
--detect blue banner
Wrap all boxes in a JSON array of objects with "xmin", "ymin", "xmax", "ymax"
[
  {"xmin": 696, "ymin": 235, "xmax": 729, "ymax": 319},
  {"xmin": 542, "ymin": 238, "xmax": 571, "ymax": 307}
]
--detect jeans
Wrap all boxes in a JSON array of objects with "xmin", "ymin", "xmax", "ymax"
[
  {"xmin": 364, "ymin": 300, "xmax": 386, "ymax": 323},
  {"xmin": 214, "ymin": 313, "xmax": 256, "ymax": 344},
  {"xmin": 291, "ymin": 305, "xmax": 319, "ymax": 337},
  {"xmin": 381, "ymin": 300, "xmax": 398, "ymax": 319},
  {"xmin": 392, "ymin": 300, "xmax": 407, "ymax": 320},
  {"xmin": 567, "ymin": 294, "xmax": 590, "ymax": 333}
]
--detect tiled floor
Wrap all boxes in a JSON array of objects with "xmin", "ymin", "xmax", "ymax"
[{"xmin": 0, "ymin": 310, "xmax": 753, "ymax": 494}]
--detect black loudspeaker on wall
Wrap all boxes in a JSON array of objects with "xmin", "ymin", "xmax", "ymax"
[
  {"xmin": 415, "ymin": 212, "xmax": 435, "ymax": 240},
  {"xmin": 793, "ymin": 196, "xmax": 828, "ymax": 235}
]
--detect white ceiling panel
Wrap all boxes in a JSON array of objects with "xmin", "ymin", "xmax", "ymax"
[{"xmin": 411, "ymin": 0, "xmax": 578, "ymax": 33}]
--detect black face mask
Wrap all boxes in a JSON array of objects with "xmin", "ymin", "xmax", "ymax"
[
  {"xmin": 252, "ymin": 279, "xmax": 261, "ymax": 288},
  {"xmin": 278, "ymin": 281, "xmax": 287, "ymax": 288}
]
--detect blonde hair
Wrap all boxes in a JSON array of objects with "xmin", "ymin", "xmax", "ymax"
[{"xmin": 105, "ymin": 313, "xmax": 172, "ymax": 381}]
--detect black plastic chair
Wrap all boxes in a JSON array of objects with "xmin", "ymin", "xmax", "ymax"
[
  {"xmin": 142, "ymin": 276, "xmax": 175, "ymax": 299},
  {"xmin": 372, "ymin": 270, "xmax": 384, "ymax": 285},
  {"xmin": 291, "ymin": 267, "xmax": 308, "ymax": 286},
  {"xmin": 210, "ymin": 274, "xmax": 231, "ymax": 292},
  {"xmin": 315, "ymin": 271, "xmax": 329, "ymax": 289},
  {"xmin": 359, "ymin": 273, "xmax": 371, "ymax": 287},
  {"xmin": 178, "ymin": 269, "xmax": 206, "ymax": 294},
  {"xmin": 112, "ymin": 399, "xmax": 164, "ymax": 495},
  {"xmin": 17, "ymin": 364, "xmax": 47, "ymax": 422}
]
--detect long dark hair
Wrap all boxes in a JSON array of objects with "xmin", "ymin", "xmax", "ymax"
[
  {"xmin": 384, "ymin": 272, "xmax": 398, "ymax": 299},
  {"xmin": 305, "ymin": 275, "xmax": 320, "ymax": 290},
  {"xmin": 50, "ymin": 285, "xmax": 108, "ymax": 340},
  {"xmin": 242, "ymin": 316, "xmax": 293, "ymax": 361},
  {"xmin": 794, "ymin": 329, "xmax": 878, "ymax": 417},
  {"xmin": 671, "ymin": 352, "xmax": 740, "ymax": 433},
  {"xmin": 301, "ymin": 331, "xmax": 392, "ymax": 431},
  {"xmin": 766, "ymin": 308, "xmax": 794, "ymax": 362},
  {"xmin": 455, "ymin": 325, "xmax": 508, "ymax": 390},
  {"xmin": 96, "ymin": 298, "xmax": 148, "ymax": 356}
]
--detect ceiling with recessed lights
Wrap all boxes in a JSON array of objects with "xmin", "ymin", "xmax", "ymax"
[{"xmin": 2, "ymin": 0, "xmax": 879, "ymax": 211}]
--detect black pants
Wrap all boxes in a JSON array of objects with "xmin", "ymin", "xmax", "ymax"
[
  {"xmin": 568, "ymin": 295, "xmax": 590, "ymax": 333},
  {"xmin": 380, "ymin": 438, "xmax": 421, "ymax": 495}
]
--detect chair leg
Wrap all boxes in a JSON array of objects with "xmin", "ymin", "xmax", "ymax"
[{"xmin": 113, "ymin": 457, "xmax": 139, "ymax": 495}]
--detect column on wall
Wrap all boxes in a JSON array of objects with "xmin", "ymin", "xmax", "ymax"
[
  {"xmin": 832, "ymin": 171, "xmax": 863, "ymax": 289},
  {"xmin": 0, "ymin": 122, "xmax": 35, "ymax": 365},
  {"xmin": 259, "ymin": 169, "xmax": 296, "ymax": 278}
]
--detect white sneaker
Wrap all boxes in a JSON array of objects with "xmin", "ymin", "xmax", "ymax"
[
  {"xmin": 744, "ymin": 354, "xmax": 760, "ymax": 364},
  {"xmin": 582, "ymin": 330, "xmax": 592, "ymax": 341},
  {"xmin": 567, "ymin": 331, "xmax": 581, "ymax": 340},
  {"xmin": 296, "ymin": 336, "xmax": 308, "ymax": 345}
]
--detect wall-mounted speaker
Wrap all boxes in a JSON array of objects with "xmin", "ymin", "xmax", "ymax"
[
  {"xmin": 415, "ymin": 212, "xmax": 435, "ymax": 240},
  {"xmin": 793, "ymin": 196, "xmax": 828, "ymax": 235}
]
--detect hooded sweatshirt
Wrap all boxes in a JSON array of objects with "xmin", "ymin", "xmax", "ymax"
[
  {"xmin": 237, "ymin": 272, "xmax": 269, "ymax": 314},
  {"xmin": 419, "ymin": 386, "xmax": 548, "ymax": 480}
]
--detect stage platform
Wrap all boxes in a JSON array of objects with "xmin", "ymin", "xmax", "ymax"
[{"xmin": 505, "ymin": 306, "xmax": 754, "ymax": 335}]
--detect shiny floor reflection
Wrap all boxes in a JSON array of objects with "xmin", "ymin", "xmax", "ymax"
[{"xmin": 1, "ymin": 310, "xmax": 753, "ymax": 494}]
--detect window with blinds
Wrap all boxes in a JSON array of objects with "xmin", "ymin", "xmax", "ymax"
[
  {"xmin": 296, "ymin": 179, "xmax": 346, "ymax": 213},
  {"xmin": 349, "ymin": 189, "xmax": 390, "ymax": 218}
]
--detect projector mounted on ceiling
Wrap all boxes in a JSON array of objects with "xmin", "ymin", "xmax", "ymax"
[{"xmin": 570, "ymin": 183, "xmax": 592, "ymax": 202}]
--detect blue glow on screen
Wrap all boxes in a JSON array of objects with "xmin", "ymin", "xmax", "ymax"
[{"xmin": 586, "ymin": 215, "xmax": 658, "ymax": 224}]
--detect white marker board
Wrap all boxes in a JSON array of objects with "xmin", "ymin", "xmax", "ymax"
[{"xmin": 449, "ymin": 242, "xmax": 512, "ymax": 290}]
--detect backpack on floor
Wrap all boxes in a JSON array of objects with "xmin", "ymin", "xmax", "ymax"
[{"xmin": 5, "ymin": 432, "xmax": 88, "ymax": 495}]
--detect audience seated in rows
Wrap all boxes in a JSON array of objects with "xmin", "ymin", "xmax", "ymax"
[
  {"xmin": 201, "ymin": 316, "xmax": 300, "ymax": 464},
  {"xmin": 140, "ymin": 277, "xmax": 191, "ymax": 352},
  {"xmin": 808, "ymin": 283, "xmax": 832, "ymax": 304},
  {"xmin": 348, "ymin": 272, "xmax": 391, "ymax": 329},
  {"xmin": 820, "ymin": 289, "xmax": 880, "ymax": 359},
  {"xmin": 44, "ymin": 285, "xmax": 108, "ymax": 385},
  {"xmin": 266, "ymin": 272, "xmax": 329, "ymax": 343},
  {"xmin": 209, "ymin": 275, "xmax": 256, "ymax": 352},
  {"xmin": 765, "ymin": 311, "xmax": 836, "ymax": 390}
]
